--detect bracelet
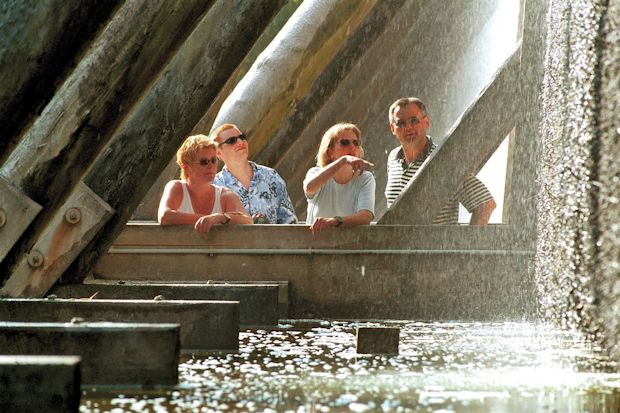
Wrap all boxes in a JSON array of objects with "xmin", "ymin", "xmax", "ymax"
[
  {"xmin": 221, "ymin": 213, "xmax": 231, "ymax": 224},
  {"xmin": 334, "ymin": 216, "xmax": 344, "ymax": 227}
]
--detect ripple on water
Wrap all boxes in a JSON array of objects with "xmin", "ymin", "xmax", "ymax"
[{"xmin": 81, "ymin": 321, "xmax": 620, "ymax": 412}]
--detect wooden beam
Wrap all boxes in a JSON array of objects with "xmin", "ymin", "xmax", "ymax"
[
  {"xmin": 1, "ymin": 182, "xmax": 113, "ymax": 297},
  {"xmin": 379, "ymin": 46, "xmax": 521, "ymax": 224},
  {"xmin": 51, "ymin": 281, "xmax": 280, "ymax": 327},
  {"xmin": 60, "ymin": 0, "xmax": 285, "ymax": 284},
  {"xmin": 0, "ymin": 0, "xmax": 120, "ymax": 163},
  {"xmin": 0, "ymin": 0, "xmax": 214, "ymax": 268},
  {"xmin": 212, "ymin": 0, "xmax": 379, "ymax": 159},
  {"xmin": 0, "ymin": 177, "xmax": 41, "ymax": 263}
]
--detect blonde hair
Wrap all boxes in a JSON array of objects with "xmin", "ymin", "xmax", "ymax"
[
  {"xmin": 211, "ymin": 123, "xmax": 237, "ymax": 142},
  {"xmin": 316, "ymin": 123, "xmax": 363, "ymax": 167},
  {"xmin": 176, "ymin": 134, "xmax": 216, "ymax": 180}
]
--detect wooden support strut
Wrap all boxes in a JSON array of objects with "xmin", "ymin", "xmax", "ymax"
[
  {"xmin": 0, "ymin": 177, "xmax": 42, "ymax": 263},
  {"xmin": 64, "ymin": 0, "xmax": 286, "ymax": 283},
  {"xmin": 0, "ymin": 0, "xmax": 214, "ymax": 269},
  {"xmin": 1, "ymin": 182, "xmax": 113, "ymax": 297}
]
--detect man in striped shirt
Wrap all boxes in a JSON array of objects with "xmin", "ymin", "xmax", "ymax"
[{"xmin": 385, "ymin": 97, "xmax": 496, "ymax": 225}]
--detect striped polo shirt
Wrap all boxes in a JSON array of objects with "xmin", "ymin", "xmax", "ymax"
[{"xmin": 385, "ymin": 137, "xmax": 493, "ymax": 224}]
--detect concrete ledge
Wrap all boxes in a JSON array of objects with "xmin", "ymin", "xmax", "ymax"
[
  {"xmin": 0, "ymin": 322, "xmax": 178, "ymax": 385},
  {"xmin": 50, "ymin": 281, "xmax": 279, "ymax": 327},
  {"xmin": 0, "ymin": 298, "xmax": 239, "ymax": 351},
  {"xmin": 0, "ymin": 355, "xmax": 80, "ymax": 412},
  {"xmin": 179, "ymin": 280, "xmax": 290, "ymax": 320},
  {"xmin": 104, "ymin": 223, "xmax": 532, "ymax": 250},
  {"xmin": 96, "ymin": 249, "xmax": 536, "ymax": 320},
  {"xmin": 93, "ymin": 224, "xmax": 537, "ymax": 320}
]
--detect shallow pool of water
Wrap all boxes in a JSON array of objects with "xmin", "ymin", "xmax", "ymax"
[{"xmin": 81, "ymin": 321, "xmax": 620, "ymax": 412}]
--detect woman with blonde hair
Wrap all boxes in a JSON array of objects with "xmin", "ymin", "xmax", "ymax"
[
  {"xmin": 158, "ymin": 134, "xmax": 252, "ymax": 234},
  {"xmin": 303, "ymin": 123, "xmax": 375, "ymax": 234}
]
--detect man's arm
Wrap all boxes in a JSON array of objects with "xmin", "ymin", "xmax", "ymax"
[
  {"xmin": 469, "ymin": 198, "xmax": 496, "ymax": 225},
  {"xmin": 456, "ymin": 175, "xmax": 496, "ymax": 226}
]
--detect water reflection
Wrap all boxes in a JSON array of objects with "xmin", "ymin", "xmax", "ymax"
[{"xmin": 82, "ymin": 321, "xmax": 620, "ymax": 412}]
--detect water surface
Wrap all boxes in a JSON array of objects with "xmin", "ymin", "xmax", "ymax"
[{"xmin": 82, "ymin": 321, "xmax": 620, "ymax": 412}]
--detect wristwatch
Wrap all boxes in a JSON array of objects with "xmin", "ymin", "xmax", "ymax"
[
  {"xmin": 221, "ymin": 213, "xmax": 231, "ymax": 224},
  {"xmin": 334, "ymin": 216, "xmax": 344, "ymax": 227}
]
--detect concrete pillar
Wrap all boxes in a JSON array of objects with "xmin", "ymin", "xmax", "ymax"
[
  {"xmin": 0, "ymin": 355, "xmax": 80, "ymax": 412},
  {"xmin": 356, "ymin": 327, "xmax": 400, "ymax": 354},
  {"xmin": 0, "ymin": 322, "xmax": 178, "ymax": 385},
  {"xmin": 0, "ymin": 298, "xmax": 239, "ymax": 351}
]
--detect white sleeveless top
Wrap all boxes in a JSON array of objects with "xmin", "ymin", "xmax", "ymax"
[{"xmin": 179, "ymin": 182, "xmax": 223, "ymax": 214}]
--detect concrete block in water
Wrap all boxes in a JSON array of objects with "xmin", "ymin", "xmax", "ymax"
[
  {"xmin": 0, "ymin": 298, "xmax": 239, "ymax": 351},
  {"xmin": 0, "ymin": 355, "xmax": 81, "ymax": 412},
  {"xmin": 51, "ymin": 281, "xmax": 279, "ymax": 327},
  {"xmin": 0, "ymin": 321, "xmax": 178, "ymax": 385},
  {"xmin": 356, "ymin": 327, "xmax": 400, "ymax": 354}
]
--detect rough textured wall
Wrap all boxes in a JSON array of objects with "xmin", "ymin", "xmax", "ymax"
[
  {"xmin": 536, "ymin": 0, "xmax": 620, "ymax": 359},
  {"xmin": 594, "ymin": 0, "xmax": 620, "ymax": 360}
]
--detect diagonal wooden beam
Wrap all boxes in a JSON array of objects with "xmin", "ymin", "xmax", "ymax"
[
  {"xmin": 1, "ymin": 0, "xmax": 285, "ymax": 296},
  {"xmin": 379, "ymin": 45, "xmax": 521, "ymax": 225},
  {"xmin": 0, "ymin": 0, "xmax": 214, "ymax": 267},
  {"xmin": 0, "ymin": 0, "xmax": 120, "ymax": 164}
]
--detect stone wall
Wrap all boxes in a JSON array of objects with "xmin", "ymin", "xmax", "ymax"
[{"xmin": 536, "ymin": 0, "xmax": 620, "ymax": 359}]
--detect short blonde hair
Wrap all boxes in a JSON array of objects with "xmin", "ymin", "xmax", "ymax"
[
  {"xmin": 316, "ymin": 123, "xmax": 363, "ymax": 167},
  {"xmin": 211, "ymin": 123, "xmax": 237, "ymax": 143},
  {"xmin": 176, "ymin": 134, "xmax": 216, "ymax": 180}
]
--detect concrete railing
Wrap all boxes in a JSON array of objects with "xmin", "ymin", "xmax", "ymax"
[{"xmin": 94, "ymin": 223, "xmax": 537, "ymax": 321}]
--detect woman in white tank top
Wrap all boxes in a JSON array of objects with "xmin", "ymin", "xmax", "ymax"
[{"xmin": 158, "ymin": 135, "xmax": 252, "ymax": 234}]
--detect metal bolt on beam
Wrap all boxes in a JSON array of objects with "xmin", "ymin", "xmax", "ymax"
[
  {"xmin": 27, "ymin": 250, "xmax": 45, "ymax": 268},
  {"xmin": 64, "ymin": 207, "xmax": 81, "ymax": 224}
]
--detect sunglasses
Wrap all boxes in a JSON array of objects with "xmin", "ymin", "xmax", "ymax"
[
  {"xmin": 219, "ymin": 134, "xmax": 247, "ymax": 146},
  {"xmin": 338, "ymin": 139, "xmax": 361, "ymax": 147},
  {"xmin": 393, "ymin": 117, "xmax": 423, "ymax": 128},
  {"xmin": 192, "ymin": 156, "xmax": 218, "ymax": 166}
]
